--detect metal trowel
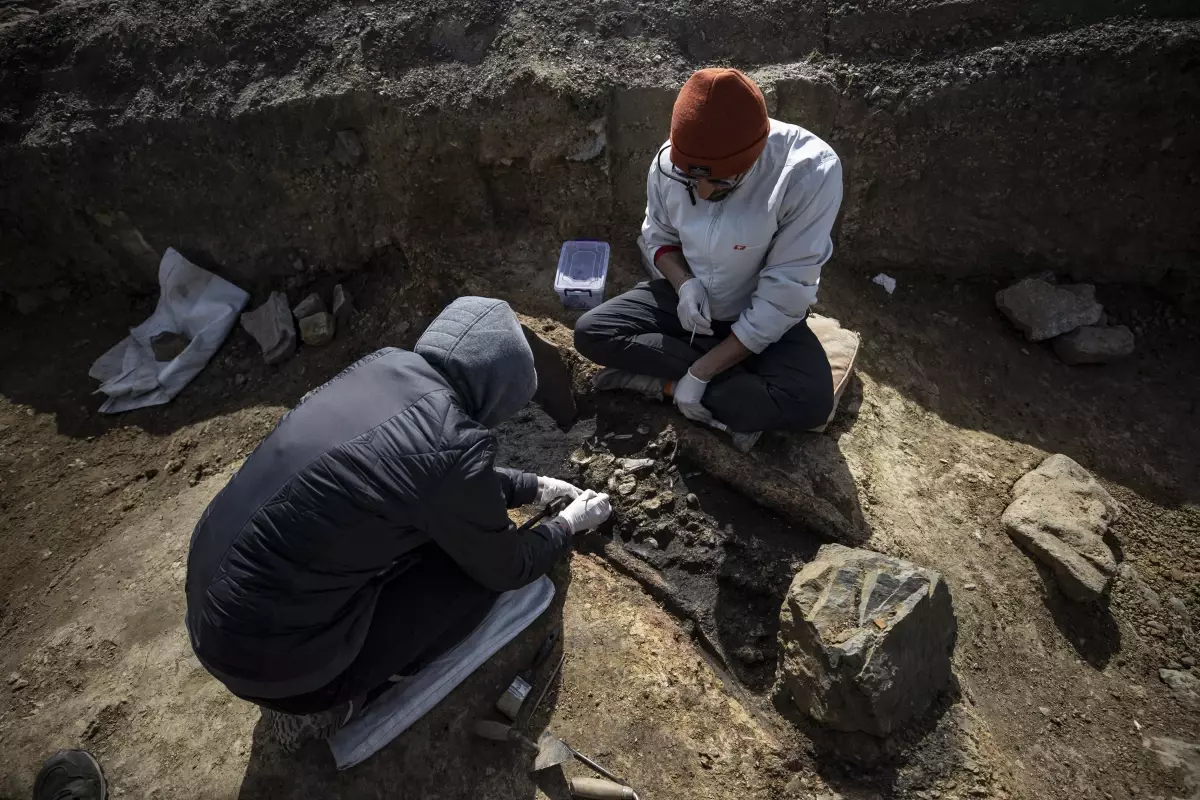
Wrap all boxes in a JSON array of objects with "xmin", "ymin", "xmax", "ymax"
[{"xmin": 473, "ymin": 721, "xmax": 632, "ymax": 791}]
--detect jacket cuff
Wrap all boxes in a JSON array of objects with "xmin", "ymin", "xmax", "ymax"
[
  {"xmin": 511, "ymin": 471, "xmax": 540, "ymax": 507},
  {"xmin": 653, "ymin": 245, "xmax": 682, "ymax": 265},
  {"xmin": 730, "ymin": 317, "xmax": 772, "ymax": 354}
]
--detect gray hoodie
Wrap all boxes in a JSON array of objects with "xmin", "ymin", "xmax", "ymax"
[{"xmin": 415, "ymin": 296, "xmax": 537, "ymax": 427}]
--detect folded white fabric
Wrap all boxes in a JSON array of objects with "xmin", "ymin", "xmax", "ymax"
[
  {"xmin": 328, "ymin": 575, "xmax": 556, "ymax": 770},
  {"xmin": 89, "ymin": 248, "xmax": 248, "ymax": 413}
]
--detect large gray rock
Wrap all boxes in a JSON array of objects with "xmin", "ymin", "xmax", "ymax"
[
  {"xmin": 996, "ymin": 278, "xmax": 1104, "ymax": 341},
  {"xmin": 1002, "ymin": 454, "xmax": 1121, "ymax": 602},
  {"xmin": 1144, "ymin": 737, "xmax": 1200, "ymax": 800},
  {"xmin": 241, "ymin": 291, "xmax": 297, "ymax": 365},
  {"xmin": 1053, "ymin": 325, "xmax": 1136, "ymax": 365},
  {"xmin": 1161, "ymin": 669, "xmax": 1200, "ymax": 711},
  {"xmin": 778, "ymin": 544, "xmax": 957, "ymax": 739}
]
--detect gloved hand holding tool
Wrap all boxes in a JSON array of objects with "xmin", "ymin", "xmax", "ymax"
[
  {"xmin": 553, "ymin": 490, "xmax": 613, "ymax": 534},
  {"xmin": 676, "ymin": 277, "xmax": 712, "ymax": 338},
  {"xmin": 535, "ymin": 476, "xmax": 583, "ymax": 505},
  {"xmin": 672, "ymin": 369, "xmax": 712, "ymax": 423}
]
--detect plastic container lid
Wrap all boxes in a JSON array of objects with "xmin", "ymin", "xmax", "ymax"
[{"xmin": 555, "ymin": 240, "xmax": 609, "ymax": 309}]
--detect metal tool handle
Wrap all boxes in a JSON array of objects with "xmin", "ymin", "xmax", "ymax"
[
  {"xmin": 572, "ymin": 750, "xmax": 626, "ymax": 785},
  {"xmin": 568, "ymin": 777, "xmax": 639, "ymax": 799},
  {"xmin": 516, "ymin": 496, "xmax": 571, "ymax": 531},
  {"xmin": 527, "ymin": 627, "xmax": 560, "ymax": 677}
]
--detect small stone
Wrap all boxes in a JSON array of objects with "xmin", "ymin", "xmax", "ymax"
[
  {"xmin": 292, "ymin": 293, "xmax": 325, "ymax": 320},
  {"xmin": 165, "ymin": 458, "xmax": 184, "ymax": 474},
  {"xmin": 299, "ymin": 312, "xmax": 336, "ymax": 347},
  {"xmin": 234, "ymin": 373, "xmax": 247, "ymax": 387},
  {"xmin": 779, "ymin": 544, "xmax": 956, "ymax": 738},
  {"xmin": 617, "ymin": 475, "xmax": 637, "ymax": 496},
  {"xmin": 332, "ymin": 284, "xmax": 354, "ymax": 326},
  {"xmin": 1183, "ymin": 656, "xmax": 1196, "ymax": 668},
  {"xmin": 640, "ymin": 496, "xmax": 662, "ymax": 513},
  {"xmin": 1052, "ymin": 325, "xmax": 1135, "ymax": 365},
  {"xmin": 1160, "ymin": 669, "xmax": 1200, "ymax": 710},
  {"xmin": 241, "ymin": 292, "xmax": 297, "ymax": 365},
  {"xmin": 644, "ymin": 537, "xmax": 660, "ymax": 549},
  {"xmin": 637, "ymin": 425, "xmax": 650, "ymax": 436},
  {"xmin": 995, "ymin": 278, "xmax": 1104, "ymax": 341},
  {"xmin": 292, "ymin": 257, "xmax": 305, "ymax": 272},
  {"xmin": 333, "ymin": 129, "xmax": 366, "ymax": 167},
  {"xmin": 736, "ymin": 645, "xmax": 766, "ymax": 665},
  {"xmin": 11, "ymin": 678, "xmax": 28, "ymax": 691},
  {"xmin": 149, "ymin": 331, "xmax": 190, "ymax": 362},
  {"xmin": 1039, "ymin": 706, "xmax": 1051, "ymax": 716},
  {"xmin": 1169, "ymin": 597, "xmax": 1190, "ymax": 617},
  {"xmin": 7, "ymin": 672, "xmax": 19, "ymax": 684},
  {"xmin": 685, "ymin": 493, "xmax": 699, "ymax": 508},
  {"xmin": 40, "ymin": 549, "xmax": 51, "ymax": 561},
  {"xmin": 1001, "ymin": 454, "xmax": 1121, "ymax": 602},
  {"xmin": 618, "ymin": 458, "xmax": 655, "ymax": 475}
]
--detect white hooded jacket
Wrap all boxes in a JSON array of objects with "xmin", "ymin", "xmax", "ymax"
[{"xmin": 640, "ymin": 119, "xmax": 843, "ymax": 354}]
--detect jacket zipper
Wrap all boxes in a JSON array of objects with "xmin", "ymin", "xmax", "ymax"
[{"xmin": 701, "ymin": 200, "xmax": 724, "ymax": 304}]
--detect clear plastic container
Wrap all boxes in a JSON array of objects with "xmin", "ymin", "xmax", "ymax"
[{"xmin": 554, "ymin": 240, "xmax": 610, "ymax": 310}]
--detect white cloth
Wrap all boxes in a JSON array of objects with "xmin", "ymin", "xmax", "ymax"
[
  {"xmin": 641, "ymin": 119, "xmax": 843, "ymax": 354},
  {"xmin": 88, "ymin": 249, "xmax": 248, "ymax": 413},
  {"xmin": 328, "ymin": 575, "xmax": 555, "ymax": 770}
]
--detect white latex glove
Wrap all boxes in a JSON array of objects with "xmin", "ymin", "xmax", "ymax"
[
  {"xmin": 676, "ymin": 278, "xmax": 713, "ymax": 337},
  {"xmin": 673, "ymin": 369, "xmax": 712, "ymax": 423},
  {"xmin": 534, "ymin": 476, "xmax": 582, "ymax": 506},
  {"xmin": 554, "ymin": 489, "xmax": 612, "ymax": 534}
]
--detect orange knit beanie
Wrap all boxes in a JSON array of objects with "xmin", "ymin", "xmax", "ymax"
[{"xmin": 669, "ymin": 68, "xmax": 769, "ymax": 180}]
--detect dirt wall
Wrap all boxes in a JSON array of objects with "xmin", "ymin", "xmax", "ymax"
[{"xmin": 0, "ymin": 0, "xmax": 1197, "ymax": 297}]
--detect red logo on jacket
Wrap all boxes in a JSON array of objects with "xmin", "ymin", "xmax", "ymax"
[{"xmin": 733, "ymin": 245, "xmax": 747, "ymax": 251}]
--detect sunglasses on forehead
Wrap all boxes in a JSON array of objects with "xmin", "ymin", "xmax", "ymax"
[{"xmin": 655, "ymin": 144, "xmax": 745, "ymax": 206}]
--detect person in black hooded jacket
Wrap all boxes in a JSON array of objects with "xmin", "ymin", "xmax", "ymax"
[{"xmin": 185, "ymin": 297, "xmax": 612, "ymax": 722}]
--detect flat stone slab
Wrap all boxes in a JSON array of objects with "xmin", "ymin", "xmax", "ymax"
[
  {"xmin": 996, "ymin": 278, "xmax": 1103, "ymax": 341},
  {"xmin": 292, "ymin": 292, "xmax": 326, "ymax": 319},
  {"xmin": 241, "ymin": 291, "xmax": 297, "ymax": 365},
  {"xmin": 1001, "ymin": 454, "xmax": 1121, "ymax": 602},
  {"xmin": 779, "ymin": 544, "xmax": 957, "ymax": 739},
  {"xmin": 1053, "ymin": 325, "xmax": 1135, "ymax": 365}
]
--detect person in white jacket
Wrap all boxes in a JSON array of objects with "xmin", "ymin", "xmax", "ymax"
[{"xmin": 574, "ymin": 68, "xmax": 843, "ymax": 449}]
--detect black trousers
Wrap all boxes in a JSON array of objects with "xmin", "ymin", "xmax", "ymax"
[
  {"xmin": 249, "ymin": 544, "xmax": 498, "ymax": 715},
  {"xmin": 574, "ymin": 280, "xmax": 834, "ymax": 433}
]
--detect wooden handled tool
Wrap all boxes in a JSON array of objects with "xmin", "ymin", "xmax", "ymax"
[{"xmin": 568, "ymin": 777, "xmax": 640, "ymax": 799}]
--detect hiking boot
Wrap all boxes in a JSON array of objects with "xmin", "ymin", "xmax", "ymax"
[
  {"xmin": 730, "ymin": 430, "xmax": 762, "ymax": 453},
  {"xmin": 592, "ymin": 368, "xmax": 667, "ymax": 400},
  {"xmin": 261, "ymin": 695, "xmax": 365, "ymax": 753},
  {"xmin": 33, "ymin": 750, "xmax": 106, "ymax": 800}
]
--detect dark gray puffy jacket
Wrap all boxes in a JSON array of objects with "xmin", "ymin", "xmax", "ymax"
[{"xmin": 185, "ymin": 298, "xmax": 569, "ymax": 700}]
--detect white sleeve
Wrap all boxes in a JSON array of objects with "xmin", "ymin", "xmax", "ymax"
[
  {"xmin": 640, "ymin": 147, "xmax": 681, "ymax": 264},
  {"xmin": 731, "ymin": 155, "xmax": 843, "ymax": 354}
]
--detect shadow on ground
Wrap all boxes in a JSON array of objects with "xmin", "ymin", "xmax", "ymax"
[
  {"xmin": 817, "ymin": 266, "xmax": 1200, "ymax": 509},
  {"xmin": 237, "ymin": 573, "xmax": 570, "ymax": 800},
  {"xmin": 0, "ymin": 250, "xmax": 448, "ymax": 440}
]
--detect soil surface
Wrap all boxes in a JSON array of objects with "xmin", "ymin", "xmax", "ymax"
[{"xmin": 1, "ymin": 244, "xmax": 1198, "ymax": 798}]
